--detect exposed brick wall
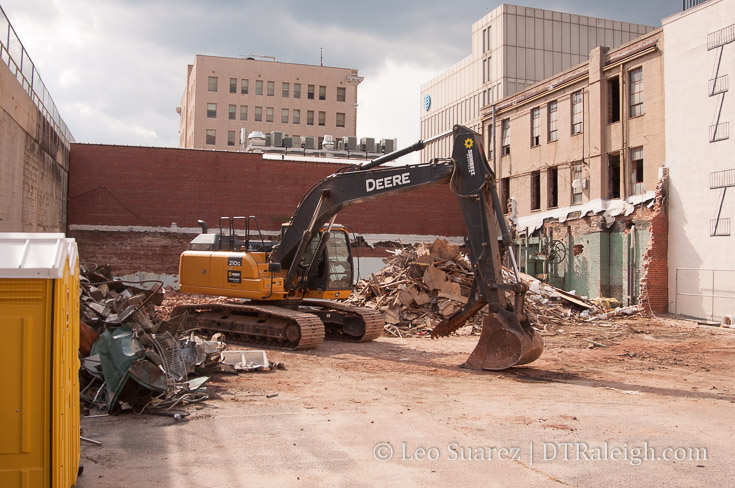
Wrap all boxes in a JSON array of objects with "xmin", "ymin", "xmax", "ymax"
[
  {"xmin": 639, "ymin": 171, "xmax": 669, "ymax": 314},
  {"xmin": 69, "ymin": 144, "xmax": 465, "ymax": 236},
  {"xmin": 68, "ymin": 144, "xmax": 466, "ymax": 275}
]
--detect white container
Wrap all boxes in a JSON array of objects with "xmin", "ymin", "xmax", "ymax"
[{"xmin": 220, "ymin": 350, "xmax": 269, "ymax": 371}]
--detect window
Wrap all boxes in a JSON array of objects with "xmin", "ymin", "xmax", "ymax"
[
  {"xmin": 501, "ymin": 177, "xmax": 510, "ymax": 214},
  {"xmin": 629, "ymin": 68, "xmax": 643, "ymax": 117},
  {"xmin": 548, "ymin": 100, "xmax": 558, "ymax": 142},
  {"xmin": 255, "ymin": 106, "xmax": 262, "ymax": 122},
  {"xmin": 241, "ymin": 79, "xmax": 249, "ymax": 94},
  {"xmin": 630, "ymin": 147, "xmax": 644, "ymax": 195},
  {"xmin": 307, "ymin": 110, "xmax": 314, "ymax": 125},
  {"xmin": 228, "ymin": 104, "xmax": 236, "ymax": 120},
  {"xmin": 337, "ymin": 87, "xmax": 346, "ymax": 102},
  {"xmin": 229, "ymin": 78, "xmax": 237, "ymax": 94},
  {"xmin": 294, "ymin": 83, "xmax": 301, "ymax": 99},
  {"xmin": 607, "ymin": 76, "xmax": 620, "ymax": 123},
  {"xmin": 336, "ymin": 112, "xmax": 345, "ymax": 128},
  {"xmin": 282, "ymin": 82, "xmax": 289, "ymax": 98},
  {"xmin": 501, "ymin": 118, "xmax": 510, "ymax": 155},
  {"xmin": 293, "ymin": 109, "xmax": 300, "ymax": 124},
  {"xmin": 319, "ymin": 85, "xmax": 326, "ymax": 101},
  {"xmin": 281, "ymin": 108, "xmax": 289, "ymax": 123},
  {"xmin": 205, "ymin": 129, "xmax": 216, "ymax": 145},
  {"xmin": 308, "ymin": 85, "xmax": 315, "ymax": 100},
  {"xmin": 608, "ymin": 153, "xmax": 621, "ymax": 199},
  {"xmin": 547, "ymin": 166, "xmax": 559, "ymax": 208},
  {"xmin": 571, "ymin": 91, "xmax": 583, "ymax": 134},
  {"xmin": 207, "ymin": 103, "xmax": 217, "ymax": 118},
  {"xmin": 318, "ymin": 111, "xmax": 326, "ymax": 126},
  {"xmin": 256, "ymin": 80, "xmax": 263, "ymax": 95},
  {"xmin": 267, "ymin": 81, "xmax": 274, "ymax": 96},
  {"xmin": 531, "ymin": 170, "xmax": 541, "ymax": 211},
  {"xmin": 530, "ymin": 107, "xmax": 540, "ymax": 147},
  {"xmin": 227, "ymin": 130, "xmax": 235, "ymax": 146},
  {"xmin": 572, "ymin": 162, "xmax": 584, "ymax": 204},
  {"xmin": 240, "ymin": 105, "xmax": 248, "ymax": 121},
  {"xmin": 208, "ymin": 76, "xmax": 218, "ymax": 92},
  {"xmin": 266, "ymin": 107, "xmax": 274, "ymax": 122}
]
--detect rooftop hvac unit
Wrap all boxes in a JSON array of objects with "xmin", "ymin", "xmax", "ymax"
[
  {"xmin": 271, "ymin": 131, "xmax": 283, "ymax": 147},
  {"xmin": 323, "ymin": 134, "xmax": 336, "ymax": 150},
  {"xmin": 301, "ymin": 136, "xmax": 315, "ymax": 149},
  {"xmin": 380, "ymin": 138, "xmax": 397, "ymax": 153},
  {"xmin": 248, "ymin": 131, "xmax": 266, "ymax": 146},
  {"xmin": 265, "ymin": 133, "xmax": 272, "ymax": 146},
  {"xmin": 360, "ymin": 137, "xmax": 375, "ymax": 152},
  {"xmin": 337, "ymin": 140, "xmax": 344, "ymax": 150},
  {"xmin": 282, "ymin": 137, "xmax": 293, "ymax": 148},
  {"xmin": 342, "ymin": 136, "xmax": 357, "ymax": 151}
]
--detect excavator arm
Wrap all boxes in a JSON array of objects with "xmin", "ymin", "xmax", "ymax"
[{"xmin": 270, "ymin": 125, "xmax": 543, "ymax": 370}]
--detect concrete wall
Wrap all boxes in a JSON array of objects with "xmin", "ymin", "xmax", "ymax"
[
  {"xmin": 0, "ymin": 60, "xmax": 69, "ymax": 232},
  {"xmin": 663, "ymin": 0, "xmax": 735, "ymax": 320},
  {"xmin": 68, "ymin": 144, "xmax": 466, "ymax": 279}
]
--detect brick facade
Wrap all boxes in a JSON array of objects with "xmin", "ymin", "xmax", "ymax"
[{"xmin": 68, "ymin": 144, "xmax": 466, "ymax": 275}]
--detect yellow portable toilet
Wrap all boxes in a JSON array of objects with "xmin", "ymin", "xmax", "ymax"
[{"xmin": 0, "ymin": 233, "xmax": 81, "ymax": 488}]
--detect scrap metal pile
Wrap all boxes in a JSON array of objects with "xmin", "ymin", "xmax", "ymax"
[
  {"xmin": 347, "ymin": 239, "xmax": 641, "ymax": 337},
  {"xmin": 79, "ymin": 264, "xmax": 278, "ymax": 419}
]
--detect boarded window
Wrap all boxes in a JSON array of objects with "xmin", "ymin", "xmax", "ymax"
[
  {"xmin": 531, "ymin": 170, "xmax": 541, "ymax": 210},
  {"xmin": 607, "ymin": 76, "xmax": 620, "ymax": 123}
]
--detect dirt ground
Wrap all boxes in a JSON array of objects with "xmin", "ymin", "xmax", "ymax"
[{"xmin": 77, "ymin": 314, "xmax": 735, "ymax": 487}]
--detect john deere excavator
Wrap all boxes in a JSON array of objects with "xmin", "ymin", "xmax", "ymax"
[{"xmin": 175, "ymin": 125, "xmax": 543, "ymax": 370}]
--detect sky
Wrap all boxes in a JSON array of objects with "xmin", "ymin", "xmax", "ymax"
[{"xmin": 1, "ymin": 0, "xmax": 682, "ymax": 155}]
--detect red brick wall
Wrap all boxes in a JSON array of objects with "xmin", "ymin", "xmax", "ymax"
[
  {"xmin": 639, "ymin": 173, "xmax": 669, "ymax": 314},
  {"xmin": 68, "ymin": 144, "xmax": 465, "ymax": 235}
]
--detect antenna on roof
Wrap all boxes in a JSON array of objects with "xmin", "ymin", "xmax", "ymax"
[{"xmin": 320, "ymin": 47, "xmax": 323, "ymax": 67}]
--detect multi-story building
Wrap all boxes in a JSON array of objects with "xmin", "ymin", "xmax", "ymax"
[
  {"xmin": 178, "ymin": 55, "xmax": 362, "ymax": 150},
  {"xmin": 420, "ymin": 4, "xmax": 655, "ymax": 161},
  {"xmin": 480, "ymin": 28, "xmax": 665, "ymax": 305},
  {"xmin": 663, "ymin": 0, "xmax": 735, "ymax": 320}
]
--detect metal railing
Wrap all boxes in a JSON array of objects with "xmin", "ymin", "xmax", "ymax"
[
  {"xmin": 0, "ymin": 5, "xmax": 74, "ymax": 147},
  {"xmin": 675, "ymin": 268, "xmax": 735, "ymax": 321}
]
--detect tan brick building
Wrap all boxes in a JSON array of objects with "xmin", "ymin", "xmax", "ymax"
[
  {"xmin": 481, "ymin": 28, "xmax": 665, "ymax": 305},
  {"xmin": 178, "ymin": 55, "xmax": 362, "ymax": 150}
]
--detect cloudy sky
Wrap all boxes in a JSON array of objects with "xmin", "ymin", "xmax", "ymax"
[{"xmin": 2, "ymin": 0, "xmax": 681, "ymax": 152}]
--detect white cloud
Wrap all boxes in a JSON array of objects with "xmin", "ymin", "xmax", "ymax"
[{"xmin": 358, "ymin": 59, "xmax": 443, "ymax": 163}]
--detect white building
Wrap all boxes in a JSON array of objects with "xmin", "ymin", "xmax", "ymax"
[
  {"xmin": 663, "ymin": 0, "xmax": 735, "ymax": 320},
  {"xmin": 420, "ymin": 4, "xmax": 655, "ymax": 161}
]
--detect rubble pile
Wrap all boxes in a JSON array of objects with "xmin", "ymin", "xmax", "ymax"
[
  {"xmin": 78, "ymin": 264, "xmax": 278, "ymax": 419},
  {"xmin": 347, "ymin": 239, "xmax": 641, "ymax": 336}
]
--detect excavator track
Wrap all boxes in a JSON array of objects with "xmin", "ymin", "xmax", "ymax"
[
  {"xmin": 169, "ymin": 303, "xmax": 325, "ymax": 350},
  {"xmin": 301, "ymin": 299, "xmax": 385, "ymax": 342}
]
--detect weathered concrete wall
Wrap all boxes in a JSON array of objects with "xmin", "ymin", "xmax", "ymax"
[
  {"xmin": 0, "ymin": 60, "xmax": 69, "ymax": 232},
  {"xmin": 663, "ymin": 0, "xmax": 735, "ymax": 320}
]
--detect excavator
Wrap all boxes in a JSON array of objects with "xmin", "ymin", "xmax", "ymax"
[{"xmin": 175, "ymin": 125, "xmax": 543, "ymax": 370}]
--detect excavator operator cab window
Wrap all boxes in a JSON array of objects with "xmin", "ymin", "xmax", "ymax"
[{"xmin": 300, "ymin": 229, "xmax": 353, "ymax": 291}]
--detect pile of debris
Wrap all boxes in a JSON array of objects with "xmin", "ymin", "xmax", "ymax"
[
  {"xmin": 79, "ymin": 264, "xmax": 279, "ymax": 419},
  {"xmin": 347, "ymin": 239, "xmax": 641, "ymax": 337}
]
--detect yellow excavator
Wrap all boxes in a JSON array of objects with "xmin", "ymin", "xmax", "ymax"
[{"xmin": 175, "ymin": 125, "xmax": 543, "ymax": 370}]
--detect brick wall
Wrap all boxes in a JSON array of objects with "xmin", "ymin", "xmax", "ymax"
[
  {"xmin": 68, "ymin": 144, "xmax": 466, "ymax": 275},
  {"xmin": 639, "ymin": 172, "xmax": 669, "ymax": 313},
  {"xmin": 69, "ymin": 144, "xmax": 464, "ymax": 235}
]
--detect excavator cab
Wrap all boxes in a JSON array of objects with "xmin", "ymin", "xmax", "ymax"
[{"xmin": 300, "ymin": 227, "xmax": 353, "ymax": 293}]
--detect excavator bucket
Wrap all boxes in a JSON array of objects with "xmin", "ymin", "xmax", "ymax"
[{"xmin": 463, "ymin": 310, "xmax": 543, "ymax": 371}]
